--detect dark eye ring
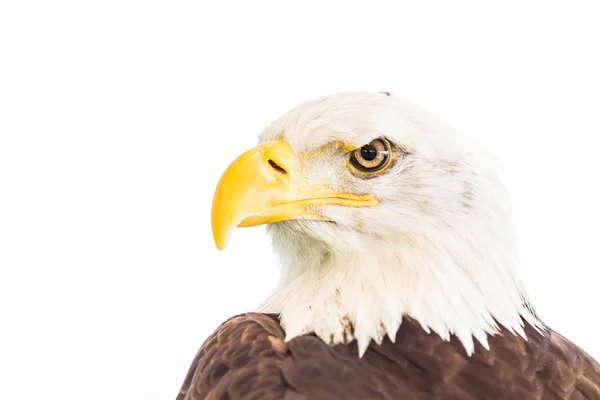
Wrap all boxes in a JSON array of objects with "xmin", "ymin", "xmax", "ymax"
[{"xmin": 349, "ymin": 138, "xmax": 392, "ymax": 173}]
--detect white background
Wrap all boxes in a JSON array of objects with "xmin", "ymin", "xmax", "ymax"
[{"xmin": 1, "ymin": 1, "xmax": 599, "ymax": 399}]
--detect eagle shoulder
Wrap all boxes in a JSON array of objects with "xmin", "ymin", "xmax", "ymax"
[
  {"xmin": 177, "ymin": 314, "xmax": 600, "ymax": 400},
  {"xmin": 176, "ymin": 313, "xmax": 294, "ymax": 400}
]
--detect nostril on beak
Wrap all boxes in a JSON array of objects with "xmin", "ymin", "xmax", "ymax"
[{"xmin": 267, "ymin": 159, "xmax": 288, "ymax": 175}]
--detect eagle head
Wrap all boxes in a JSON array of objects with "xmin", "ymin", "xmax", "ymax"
[{"xmin": 211, "ymin": 92, "xmax": 538, "ymax": 356}]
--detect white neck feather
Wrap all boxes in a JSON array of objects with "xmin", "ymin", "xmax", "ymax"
[{"xmin": 257, "ymin": 224, "xmax": 540, "ymax": 357}]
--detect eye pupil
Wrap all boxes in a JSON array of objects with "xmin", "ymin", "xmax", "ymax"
[{"xmin": 360, "ymin": 145, "xmax": 378, "ymax": 161}]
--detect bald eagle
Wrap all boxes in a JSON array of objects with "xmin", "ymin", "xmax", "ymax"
[{"xmin": 177, "ymin": 92, "xmax": 600, "ymax": 399}]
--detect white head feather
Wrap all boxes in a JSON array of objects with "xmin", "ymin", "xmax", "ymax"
[{"xmin": 254, "ymin": 92, "xmax": 540, "ymax": 356}]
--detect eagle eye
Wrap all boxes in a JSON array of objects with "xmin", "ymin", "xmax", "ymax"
[{"xmin": 348, "ymin": 138, "xmax": 392, "ymax": 174}]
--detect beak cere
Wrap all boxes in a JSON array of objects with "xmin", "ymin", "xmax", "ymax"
[{"xmin": 211, "ymin": 140, "xmax": 378, "ymax": 249}]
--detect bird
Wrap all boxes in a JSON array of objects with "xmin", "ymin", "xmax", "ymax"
[{"xmin": 177, "ymin": 92, "xmax": 600, "ymax": 399}]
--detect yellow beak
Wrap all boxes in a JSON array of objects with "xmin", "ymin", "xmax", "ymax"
[{"xmin": 211, "ymin": 140, "xmax": 378, "ymax": 249}]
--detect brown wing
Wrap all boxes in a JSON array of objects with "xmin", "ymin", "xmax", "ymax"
[
  {"xmin": 177, "ymin": 313, "xmax": 600, "ymax": 400},
  {"xmin": 176, "ymin": 313, "xmax": 296, "ymax": 400}
]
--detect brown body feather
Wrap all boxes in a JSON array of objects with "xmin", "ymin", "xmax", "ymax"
[{"xmin": 177, "ymin": 313, "xmax": 600, "ymax": 400}]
